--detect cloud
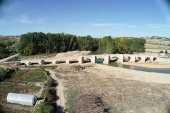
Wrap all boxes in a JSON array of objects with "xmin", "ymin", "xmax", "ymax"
[
  {"xmin": 69, "ymin": 22, "xmax": 170, "ymax": 30},
  {"xmin": 69, "ymin": 23, "xmax": 85, "ymax": 26},
  {"xmin": 91, "ymin": 23, "xmax": 115, "ymax": 27},
  {"xmin": 18, "ymin": 15, "xmax": 46, "ymax": 24},
  {"xmin": 18, "ymin": 15, "xmax": 32, "ymax": 24},
  {"xmin": 37, "ymin": 18, "xmax": 46, "ymax": 23},
  {"xmin": 145, "ymin": 24, "xmax": 170, "ymax": 29},
  {"xmin": 128, "ymin": 25, "xmax": 137, "ymax": 28},
  {"xmin": 91, "ymin": 23, "xmax": 138, "ymax": 29}
]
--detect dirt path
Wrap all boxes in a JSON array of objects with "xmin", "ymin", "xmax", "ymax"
[{"xmin": 46, "ymin": 69, "xmax": 66, "ymax": 110}]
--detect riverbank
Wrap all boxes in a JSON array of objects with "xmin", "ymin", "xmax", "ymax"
[
  {"xmin": 91, "ymin": 64, "xmax": 170, "ymax": 84},
  {"xmin": 120, "ymin": 62, "xmax": 170, "ymax": 69}
]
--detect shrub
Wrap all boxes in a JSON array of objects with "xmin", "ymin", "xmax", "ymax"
[
  {"xmin": 0, "ymin": 68, "xmax": 8, "ymax": 81},
  {"xmin": 33, "ymin": 103, "xmax": 54, "ymax": 113}
]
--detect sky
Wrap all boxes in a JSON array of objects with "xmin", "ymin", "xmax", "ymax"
[{"xmin": 0, "ymin": 0, "xmax": 170, "ymax": 37}]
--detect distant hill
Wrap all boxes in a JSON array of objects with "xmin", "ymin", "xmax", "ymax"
[
  {"xmin": 0, "ymin": 35, "xmax": 20, "ymax": 42},
  {"xmin": 144, "ymin": 36, "xmax": 170, "ymax": 46}
]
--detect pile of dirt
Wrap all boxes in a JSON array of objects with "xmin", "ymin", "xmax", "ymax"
[
  {"xmin": 54, "ymin": 51, "xmax": 91, "ymax": 59},
  {"xmin": 74, "ymin": 94, "xmax": 109, "ymax": 113},
  {"xmin": 71, "ymin": 65, "xmax": 85, "ymax": 71}
]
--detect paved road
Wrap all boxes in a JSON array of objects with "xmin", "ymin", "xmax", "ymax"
[{"xmin": 0, "ymin": 54, "xmax": 19, "ymax": 63}]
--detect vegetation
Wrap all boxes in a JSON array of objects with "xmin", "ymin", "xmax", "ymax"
[
  {"xmin": 17, "ymin": 32, "xmax": 146, "ymax": 55},
  {"xmin": 0, "ymin": 68, "xmax": 48, "ymax": 113},
  {"xmin": 33, "ymin": 103, "xmax": 54, "ymax": 113},
  {"xmin": 0, "ymin": 68, "xmax": 15, "ymax": 82},
  {"xmin": 0, "ymin": 40, "xmax": 16, "ymax": 59},
  {"xmin": 34, "ymin": 71, "xmax": 57, "ymax": 113}
]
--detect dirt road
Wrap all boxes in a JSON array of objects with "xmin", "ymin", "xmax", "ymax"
[{"xmin": 46, "ymin": 69, "xmax": 66, "ymax": 110}]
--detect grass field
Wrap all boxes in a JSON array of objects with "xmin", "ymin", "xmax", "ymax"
[{"xmin": 0, "ymin": 68, "xmax": 47, "ymax": 113}]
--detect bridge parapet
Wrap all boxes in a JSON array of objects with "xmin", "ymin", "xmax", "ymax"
[
  {"xmin": 103, "ymin": 55, "xmax": 110, "ymax": 64},
  {"xmin": 91, "ymin": 55, "xmax": 97, "ymax": 64},
  {"xmin": 18, "ymin": 54, "xmax": 158, "ymax": 66},
  {"xmin": 78, "ymin": 56, "xmax": 84, "ymax": 64}
]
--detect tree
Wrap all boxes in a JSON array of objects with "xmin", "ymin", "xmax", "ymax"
[
  {"xmin": 17, "ymin": 32, "xmax": 145, "ymax": 55},
  {"xmin": 115, "ymin": 37, "xmax": 131, "ymax": 54},
  {"xmin": 98, "ymin": 36, "xmax": 115, "ymax": 54}
]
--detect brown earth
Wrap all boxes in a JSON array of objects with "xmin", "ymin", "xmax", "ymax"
[{"xmin": 55, "ymin": 64, "xmax": 170, "ymax": 113}]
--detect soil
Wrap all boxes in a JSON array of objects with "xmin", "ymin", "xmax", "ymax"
[
  {"xmin": 74, "ymin": 93, "xmax": 109, "ymax": 113},
  {"xmin": 55, "ymin": 64, "xmax": 170, "ymax": 113}
]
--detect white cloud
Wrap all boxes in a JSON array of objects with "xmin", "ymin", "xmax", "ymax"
[
  {"xmin": 69, "ymin": 22, "xmax": 170, "ymax": 30},
  {"xmin": 91, "ymin": 23, "xmax": 138, "ymax": 29},
  {"xmin": 37, "ymin": 18, "xmax": 46, "ymax": 23},
  {"xmin": 18, "ymin": 15, "xmax": 46, "ymax": 24},
  {"xmin": 128, "ymin": 25, "xmax": 137, "ymax": 28},
  {"xmin": 91, "ymin": 23, "xmax": 115, "ymax": 27},
  {"xmin": 145, "ymin": 24, "xmax": 170, "ymax": 29},
  {"xmin": 69, "ymin": 23, "xmax": 85, "ymax": 26},
  {"xmin": 18, "ymin": 15, "xmax": 32, "ymax": 24}
]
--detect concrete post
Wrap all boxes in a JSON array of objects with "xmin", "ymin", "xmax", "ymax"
[
  {"xmin": 39, "ymin": 60, "xmax": 45, "ymax": 65},
  {"xmin": 66, "ymin": 60, "xmax": 70, "ymax": 64},
  {"xmin": 129, "ymin": 56, "xmax": 136, "ymax": 62},
  {"xmin": 26, "ymin": 62, "xmax": 31, "ymax": 66},
  {"xmin": 79, "ymin": 56, "xmax": 84, "ymax": 64},
  {"xmin": 117, "ymin": 55, "xmax": 124, "ymax": 63},
  {"xmin": 52, "ymin": 60, "xmax": 56, "ymax": 65},
  {"xmin": 91, "ymin": 55, "xmax": 97, "ymax": 63},
  {"xmin": 103, "ymin": 55, "xmax": 110, "ymax": 64},
  {"xmin": 150, "ymin": 56, "xmax": 155, "ymax": 62},
  {"xmin": 141, "ymin": 56, "xmax": 146, "ymax": 63}
]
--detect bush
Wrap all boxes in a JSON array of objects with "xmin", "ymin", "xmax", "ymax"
[
  {"xmin": 0, "ymin": 68, "xmax": 8, "ymax": 81},
  {"xmin": 39, "ymin": 75, "xmax": 56, "ymax": 113},
  {"xmin": 0, "ymin": 104, "xmax": 4, "ymax": 113},
  {"xmin": 33, "ymin": 103, "xmax": 54, "ymax": 113}
]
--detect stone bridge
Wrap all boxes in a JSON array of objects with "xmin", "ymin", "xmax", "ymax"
[{"xmin": 19, "ymin": 54, "xmax": 157, "ymax": 66}]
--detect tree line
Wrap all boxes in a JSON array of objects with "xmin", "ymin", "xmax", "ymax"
[{"xmin": 17, "ymin": 32, "xmax": 145, "ymax": 55}]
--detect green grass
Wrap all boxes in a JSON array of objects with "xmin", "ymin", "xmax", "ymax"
[
  {"xmin": 8, "ymin": 69, "xmax": 47, "ymax": 83},
  {"xmin": 33, "ymin": 103, "xmax": 54, "ymax": 113}
]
